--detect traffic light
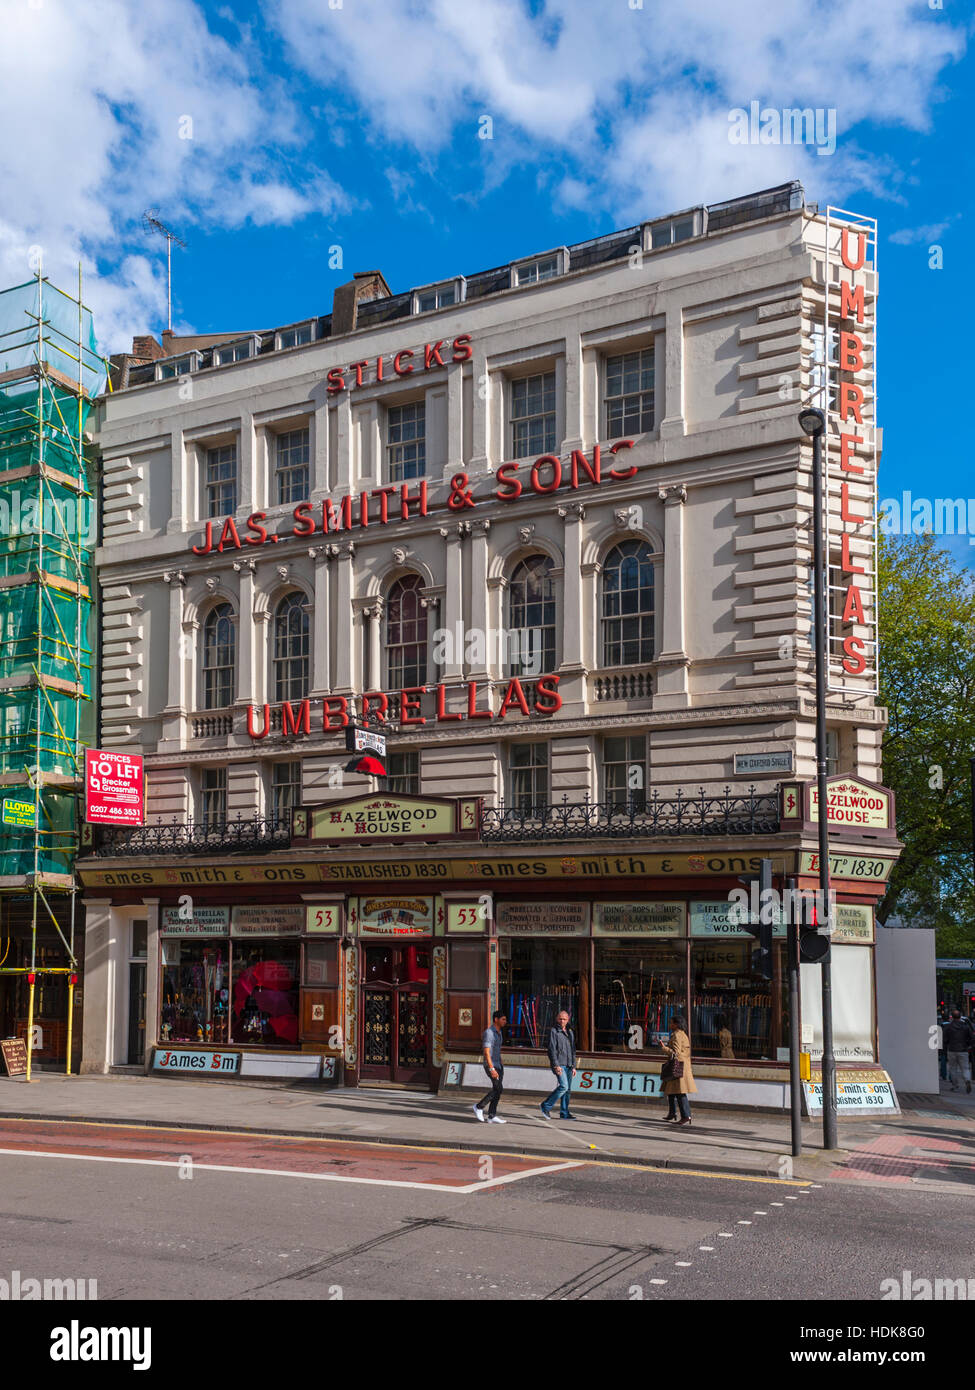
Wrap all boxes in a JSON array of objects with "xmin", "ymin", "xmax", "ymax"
[
  {"xmin": 737, "ymin": 858, "xmax": 774, "ymax": 980},
  {"xmin": 798, "ymin": 898, "xmax": 831, "ymax": 963}
]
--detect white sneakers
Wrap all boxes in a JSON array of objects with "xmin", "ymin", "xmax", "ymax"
[
  {"xmin": 488, "ymin": 1115, "xmax": 506, "ymax": 1123},
  {"xmin": 473, "ymin": 1104, "xmax": 485, "ymax": 1121}
]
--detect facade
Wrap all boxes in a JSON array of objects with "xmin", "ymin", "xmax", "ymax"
[{"xmin": 78, "ymin": 181, "xmax": 900, "ymax": 1108}]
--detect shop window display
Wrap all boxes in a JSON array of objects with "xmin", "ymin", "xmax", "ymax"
[
  {"xmin": 594, "ymin": 940, "xmax": 686, "ymax": 1052},
  {"xmin": 690, "ymin": 940, "xmax": 782, "ymax": 1061},
  {"xmin": 499, "ymin": 939, "xmax": 583, "ymax": 1048},
  {"xmin": 231, "ymin": 942, "xmax": 300, "ymax": 1046},
  {"xmin": 161, "ymin": 941, "xmax": 229, "ymax": 1044}
]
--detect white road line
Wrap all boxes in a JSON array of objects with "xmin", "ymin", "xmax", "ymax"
[
  {"xmin": 675, "ymin": 1261, "xmax": 692, "ymax": 1267},
  {"xmin": 753, "ymin": 1211, "xmax": 768, "ymax": 1215},
  {"xmin": 737, "ymin": 1220, "xmax": 752, "ymax": 1225},
  {"xmin": 718, "ymin": 1232, "xmax": 734, "ymax": 1237},
  {"xmin": 785, "ymin": 1195, "xmax": 798, "ymax": 1200},
  {"xmin": 648, "ymin": 1278, "xmax": 668, "ymax": 1285},
  {"xmin": 770, "ymin": 1201, "xmax": 784, "ymax": 1206},
  {"xmin": 699, "ymin": 1246, "xmax": 714, "ymax": 1251},
  {"xmin": 0, "ymin": 1146, "xmax": 581, "ymax": 1196}
]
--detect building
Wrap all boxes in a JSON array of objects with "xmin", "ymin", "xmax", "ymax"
[{"xmin": 78, "ymin": 181, "xmax": 900, "ymax": 1110}]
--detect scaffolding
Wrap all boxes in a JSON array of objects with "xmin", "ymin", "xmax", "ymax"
[{"xmin": 0, "ymin": 270, "xmax": 105, "ymax": 1078}]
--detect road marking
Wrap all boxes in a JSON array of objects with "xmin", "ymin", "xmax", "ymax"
[
  {"xmin": 718, "ymin": 1232, "xmax": 734, "ymax": 1238},
  {"xmin": 753, "ymin": 1210, "xmax": 768, "ymax": 1215},
  {"xmin": 737, "ymin": 1220, "xmax": 751, "ymax": 1225},
  {"xmin": 785, "ymin": 1195, "xmax": 798, "ymax": 1200},
  {"xmin": 648, "ymin": 1278, "xmax": 667, "ymax": 1285},
  {"xmin": 675, "ymin": 1261, "xmax": 692, "ymax": 1267},
  {"xmin": 699, "ymin": 1246, "xmax": 714, "ymax": 1251},
  {"xmin": 770, "ymin": 1201, "xmax": 784, "ymax": 1206},
  {"xmin": 0, "ymin": 1146, "xmax": 581, "ymax": 1196}
]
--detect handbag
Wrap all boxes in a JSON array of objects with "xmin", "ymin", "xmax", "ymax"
[{"xmin": 661, "ymin": 1056, "xmax": 684, "ymax": 1081}]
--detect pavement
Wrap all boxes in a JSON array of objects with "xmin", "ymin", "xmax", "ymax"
[{"xmin": 2, "ymin": 1070, "xmax": 974, "ymax": 1191}]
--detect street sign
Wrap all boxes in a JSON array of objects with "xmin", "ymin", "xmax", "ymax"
[
  {"xmin": 734, "ymin": 751, "xmax": 793, "ymax": 775},
  {"xmin": 936, "ymin": 959, "xmax": 975, "ymax": 970},
  {"xmin": 1, "ymin": 797, "xmax": 36, "ymax": 829},
  {"xmin": 84, "ymin": 749, "xmax": 145, "ymax": 826},
  {"xmin": 346, "ymin": 724, "xmax": 387, "ymax": 757}
]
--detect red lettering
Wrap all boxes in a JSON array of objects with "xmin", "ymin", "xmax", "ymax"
[
  {"xmin": 326, "ymin": 367, "xmax": 346, "ymax": 395},
  {"xmin": 371, "ymin": 486, "xmax": 397, "ymax": 524},
  {"xmin": 350, "ymin": 360, "xmax": 368, "ymax": 387},
  {"xmin": 217, "ymin": 517, "xmax": 242, "ymax": 552},
  {"xmin": 360, "ymin": 492, "xmax": 369, "ymax": 528},
  {"xmin": 245, "ymin": 512, "xmax": 267, "ymax": 545},
  {"xmin": 361, "ymin": 691, "xmax": 389, "ymax": 723},
  {"xmin": 530, "ymin": 454, "xmax": 562, "ymax": 494},
  {"xmin": 423, "ymin": 340, "xmax": 445, "ymax": 369},
  {"xmin": 393, "ymin": 349, "xmax": 414, "ymax": 376},
  {"xmin": 841, "ymin": 533, "xmax": 865, "ymax": 575},
  {"xmin": 839, "ymin": 332, "xmax": 864, "ymax": 373},
  {"xmin": 839, "ymin": 383, "xmax": 864, "ymax": 424},
  {"xmin": 839, "ymin": 280, "xmax": 865, "ymax": 324},
  {"xmin": 376, "ymin": 354, "xmax": 384, "ymax": 382},
  {"xmin": 400, "ymin": 480, "xmax": 428, "ymax": 519},
  {"xmin": 192, "ymin": 521, "xmax": 214, "ymax": 555},
  {"xmin": 608, "ymin": 438, "xmax": 636, "ymax": 480},
  {"xmin": 841, "ymin": 227, "xmax": 867, "ymax": 271},
  {"xmin": 322, "ymin": 697, "xmax": 349, "ymax": 729},
  {"xmin": 533, "ymin": 674, "xmax": 562, "ymax": 714},
  {"xmin": 247, "ymin": 704, "xmax": 271, "ymax": 739},
  {"xmin": 292, "ymin": 502, "xmax": 315, "ymax": 536},
  {"xmin": 839, "ymin": 433, "xmax": 864, "ymax": 475},
  {"xmin": 842, "ymin": 634, "xmax": 867, "ymax": 675},
  {"xmin": 400, "ymin": 687, "xmax": 427, "ymax": 725},
  {"xmin": 452, "ymin": 334, "xmax": 473, "ymax": 362},
  {"xmin": 340, "ymin": 494, "xmax": 354, "ymax": 531},
  {"xmin": 497, "ymin": 678, "xmax": 531, "ymax": 719},
  {"xmin": 841, "ymin": 583, "xmax": 865, "ymax": 625},
  {"xmin": 282, "ymin": 700, "xmax": 311, "ymax": 736},
  {"xmin": 570, "ymin": 447, "xmax": 600, "ymax": 488},
  {"xmin": 435, "ymin": 684, "xmax": 463, "ymax": 722},
  {"xmin": 840, "ymin": 484, "xmax": 865, "ymax": 524},
  {"xmin": 322, "ymin": 498, "xmax": 340, "ymax": 533},
  {"xmin": 495, "ymin": 461, "xmax": 522, "ymax": 501},
  {"xmin": 467, "ymin": 681, "xmax": 493, "ymax": 720}
]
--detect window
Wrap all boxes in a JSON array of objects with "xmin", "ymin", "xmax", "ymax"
[
  {"xmin": 499, "ymin": 938, "xmax": 583, "ymax": 1048},
  {"xmin": 506, "ymin": 555, "xmax": 556, "ymax": 676},
  {"xmin": 156, "ymin": 352, "xmax": 200, "ymax": 381},
  {"xmin": 649, "ymin": 213, "xmax": 699, "ymax": 249},
  {"xmin": 231, "ymin": 941, "xmax": 300, "ymax": 1046},
  {"xmin": 514, "ymin": 254, "xmax": 560, "ymax": 286},
  {"xmin": 690, "ymin": 939, "xmax": 779, "ymax": 1062},
  {"xmin": 275, "ymin": 428, "xmax": 310, "ymax": 504},
  {"xmin": 273, "ymin": 593, "xmax": 310, "ymax": 703},
  {"xmin": 213, "ymin": 337, "xmax": 257, "ymax": 366},
  {"xmin": 161, "ymin": 940, "xmax": 229, "ymax": 1044},
  {"xmin": 387, "ymin": 751, "xmax": 419, "ymax": 795},
  {"xmin": 200, "ymin": 767, "xmax": 227, "ymax": 827},
  {"xmin": 449, "ymin": 942, "xmax": 488, "ymax": 989},
  {"xmin": 276, "ymin": 322, "xmax": 315, "ymax": 350},
  {"xmin": 415, "ymin": 281, "xmax": 462, "ymax": 313},
  {"xmin": 601, "ymin": 540, "xmax": 655, "ymax": 666},
  {"xmin": 594, "ymin": 940, "xmax": 685, "ymax": 1052},
  {"xmin": 204, "ymin": 443, "xmax": 237, "ymax": 517},
  {"xmin": 510, "ymin": 372, "xmax": 556, "ymax": 458},
  {"xmin": 509, "ymin": 742, "xmax": 548, "ymax": 811},
  {"xmin": 826, "ymin": 728, "xmax": 841, "ymax": 777},
  {"xmin": 605, "ymin": 348, "xmax": 655, "ymax": 436},
  {"xmin": 271, "ymin": 761, "xmax": 301, "ymax": 826},
  {"xmin": 386, "ymin": 402, "xmax": 426, "ymax": 482},
  {"xmin": 603, "ymin": 735, "xmax": 648, "ymax": 810},
  {"xmin": 202, "ymin": 603, "xmax": 236, "ymax": 710},
  {"xmin": 386, "ymin": 576, "xmax": 427, "ymax": 687}
]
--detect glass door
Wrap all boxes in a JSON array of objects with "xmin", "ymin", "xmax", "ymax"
[
  {"xmin": 127, "ymin": 962, "xmax": 147, "ymax": 1065},
  {"xmin": 360, "ymin": 944, "xmax": 431, "ymax": 1083}
]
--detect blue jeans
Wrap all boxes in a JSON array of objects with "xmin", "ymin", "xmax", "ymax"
[
  {"xmin": 666, "ymin": 1092, "xmax": 690, "ymax": 1120},
  {"xmin": 542, "ymin": 1068, "xmax": 573, "ymax": 1116}
]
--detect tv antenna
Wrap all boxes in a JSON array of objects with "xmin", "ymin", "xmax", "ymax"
[{"xmin": 142, "ymin": 210, "xmax": 187, "ymax": 333}]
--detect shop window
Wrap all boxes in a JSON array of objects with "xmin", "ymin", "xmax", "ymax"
[
  {"xmin": 499, "ymin": 938, "xmax": 583, "ymax": 1049},
  {"xmin": 602, "ymin": 735, "xmax": 648, "ymax": 810},
  {"xmin": 275, "ymin": 427, "xmax": 310, "ymax": 504},
  {"xmin": 690, "ymin": 939, "xmax": 780, "ymax": 1061},
  {"xmin": 601, "ymin": 540, "xmax": 655, "ymax": 667},
  {"xmin": 204, "ymin": 442, "xmax": 237, "ymax": 518},
  {"xmin": 387, "ymin": 750, "xmax": 419, "ymax": 795},
  {"xmin": 161, "ymin": 940, "xmax": 229, "ymax": 1045},
  {"xmin": 508, "ymin": 742, "xmax": 549, "ymax": 811},
  {"xmin": 449, "ymin": 941, "xmax": 488, "ymax": 990},
  {"xmin": 604, "ymin": 348, "xmax": 655, "ymax": 436},
  {"xmin": 231, "ymin": 941, "xmax": 300, "ymax": 1046},
  {"xmin": 304, "ymin": 940, "xmax": 339, "ymax": 987},
  {"xmin": 385, "ymin": 575, "xmax": 427, "ymax": 687},
  {"xmin": 273, "ymin": 592, "xmax": 310, "ymax": 702},
  {"xmin": 510, "ymin": 372, "xmax": 556, "ymax": 459},
  {"xmin": 506, "ymin": 555, "xmax": 556, "ymax": 677},
  {"xmin": 202, "ymin": 603, "xmax": 236, "ymax": 709},
  {"xmin": 594, "ymin": 939, "xmax": 686, "ymax": 1053}
]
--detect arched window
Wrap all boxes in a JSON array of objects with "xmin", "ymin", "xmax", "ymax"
[
  {"xmin": 386, "ymin": 576, "xmax": 427, "ymax": 688},
  {"xmin": 601, "ymin": 540, "xmax": 655, "ymax": 667},
  {"xmin": 273, "ymin": 593, "xmax": 309, "ymax": 703},
  {"xmin": 506, "ymin": 555, "xmax": 556, "ymax": 677},
  {"xmin": 202, "ymin": 603, "xmax": 235, "ymax": 709}
]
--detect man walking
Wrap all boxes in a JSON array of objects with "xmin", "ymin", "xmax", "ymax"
[
  {"xmin": 474, "ymin": 1011, "xmax": 507, "ymax": 1123},
  {"xmin": 540, "ymin": 1009, "xmax": 578, "ymax": 1120},
  {"xmin": 943, "ymin": 1009, "xmax": 974, "ymax": 1093}
]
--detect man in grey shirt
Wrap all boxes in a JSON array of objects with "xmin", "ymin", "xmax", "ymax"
[
  {"xmin": 474, "ymin": 1011, "xmax": 507, "ymax": 1123},
  {"xmin": 540, "ymin": 1010, "xmax": 578, "ymax": 1120}
]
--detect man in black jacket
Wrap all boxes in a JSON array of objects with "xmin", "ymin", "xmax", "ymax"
[
  {"xmin": 943, "ymin": 1010, "xmax": 974, "ymax": 1093},
  {"xmin": 540, "ymin": 1010, "xmax": 578, "ymax": 1120}
]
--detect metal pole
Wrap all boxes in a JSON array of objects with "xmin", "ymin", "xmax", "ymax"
[
  {"xmin": 812, "ymin": 423, "xmax": 838, "ymax": 1149},
  {"xmin": 970, "ymin": 757, "xmax": 975, "ymax": 892},
  {"xmin": 167, "ymin": 235, "xmax": 172, "ymax": 334},
  {"xmin": 787, "ymin": 879, "xmax": 802, "ymax": 1158}
]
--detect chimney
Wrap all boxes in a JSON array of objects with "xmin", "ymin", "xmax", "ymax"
[
  {"xmin": 130, "ymin": 334, "xmax": 164, "ymax": 362},
  {"xmin": 331, "ymin": 270, "xmax": 392, "ymax": 335}
]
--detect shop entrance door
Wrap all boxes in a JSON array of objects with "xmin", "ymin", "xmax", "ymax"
[{"xmin": 360, "ymin": 943, "xmax": 431, "ymax": 1084}]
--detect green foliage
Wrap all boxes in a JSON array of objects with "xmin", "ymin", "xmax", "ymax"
[{"xmin": 877, "ymin": 531, "xmax": 975, "ymax": 949}]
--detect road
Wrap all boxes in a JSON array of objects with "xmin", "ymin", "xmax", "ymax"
[{"xmin": 0, "ymin": 1118, "xmax": 972, "ymax": 1308}]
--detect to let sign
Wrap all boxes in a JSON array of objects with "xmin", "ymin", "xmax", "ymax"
[{"xmin": 85, "ymin": 749, "xmax": 145, "ymax": 826}]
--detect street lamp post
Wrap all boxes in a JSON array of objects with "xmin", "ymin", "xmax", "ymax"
[{"xmin": 799, "ymin": 405, "xmax": 839, "ymax": 1151}]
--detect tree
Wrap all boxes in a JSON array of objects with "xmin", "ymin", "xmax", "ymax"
[{"xmin": 877, "ymin": 531, "xmax": 975, "ymax": 950}]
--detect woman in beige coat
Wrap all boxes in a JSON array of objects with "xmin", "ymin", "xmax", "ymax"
[{"xmin": 661, "ymin": 1014, "xmax": 697, "ymax": 1126}]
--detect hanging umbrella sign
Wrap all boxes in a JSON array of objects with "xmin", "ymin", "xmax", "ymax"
[
  {"xmin": 84, "ymin": 749, "xmax": 145, "ymax": 826},
  {"xmin": 346, "ymin": 724, "xmax": 387, "ymax": 758}
]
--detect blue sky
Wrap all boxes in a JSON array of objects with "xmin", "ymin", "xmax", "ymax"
[{"xmin": 1, "ymin": 0, "xmax": 970, "ymax": 560}]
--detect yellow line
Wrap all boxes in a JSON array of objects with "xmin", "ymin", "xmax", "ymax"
[{"xmin": 0, "ymin": 1115, "xmax": 810, "ymax": 1185}]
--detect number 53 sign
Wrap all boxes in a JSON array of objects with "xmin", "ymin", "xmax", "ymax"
[{"xmin": 306, "ymin": 905, "xmax": 341, "ymax": 933}]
